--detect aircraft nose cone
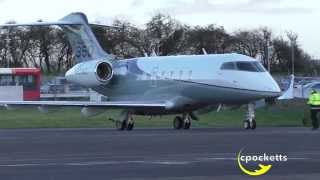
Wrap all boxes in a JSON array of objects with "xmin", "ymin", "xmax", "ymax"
[
  {"xmin": 263, "ymin": 73, "xmax": 282, "ymax": 96},
  {"xmin": 272, "ymin": 81, "xmax": 281, "ymax": 93},
  {"xmin": 268, "ymin": 78, "xmax": 282, "ymax": 98}
]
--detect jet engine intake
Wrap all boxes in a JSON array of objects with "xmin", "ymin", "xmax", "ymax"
[
  {"xmin": 96, "ymin": 61, "xmax": 113, "ymax": 83},
  {"xmin": 65, "ymin": 60, "xmax": 114, "ymax": 87}
]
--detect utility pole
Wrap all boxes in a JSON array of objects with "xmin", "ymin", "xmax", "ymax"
[
  {"xmin": 286, "ymin": 31, "xmax": 298, "ymax": 75},
  {"xmin": 263, "ymin": 29, "xmax": 272, "ymax": 72},
  {"xmin": 5, "ymin": 29, "xmax": 10, "ymax": 68},
  {"xmin": 266, "ymin": 40, "xmax": 270, "ymax": 72},
  {"xmin": 267, "ymin": 42, "xmax": 274, "ymax": 73},
  {"xmin": 121, "ymin": 24, "xmax": 125, "ymax": 57}
]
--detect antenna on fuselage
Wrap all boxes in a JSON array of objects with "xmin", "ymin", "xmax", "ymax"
[
  {"xmin": 143, "ymin": 50, "xmax": 148, "ymax": 57},
  {"xmin": 151, "ymin": 48, "xmax": 158, "ymax": 57},
  {"xmin": 202, "ymin": 48, "xmax": 208, "ymax": 55}
]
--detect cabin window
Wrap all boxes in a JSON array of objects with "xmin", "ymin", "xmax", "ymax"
[{"xmin": 221, "ymin": 62, "xmax": 236, "ymax": 70}]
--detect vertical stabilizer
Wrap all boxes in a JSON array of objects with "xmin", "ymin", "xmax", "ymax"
[{"xmin": 60, "ymin": 13, "xmax": 111, "ymax": 63}]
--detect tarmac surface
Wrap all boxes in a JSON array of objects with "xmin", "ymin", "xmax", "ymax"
[{"xmin": 0, "ymin": 127, "xmax": 319, "ymax": 180}]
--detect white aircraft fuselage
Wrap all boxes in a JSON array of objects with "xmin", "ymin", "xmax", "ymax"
[{"xmin": 66, "ymin": 53, "xmax": 281, "ymax": 115}]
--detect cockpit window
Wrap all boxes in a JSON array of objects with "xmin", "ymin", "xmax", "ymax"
[
  {"xmin": 236, "ymin": 62, "xmax": 258, "ymax": 72},
  {"xmin": 220, "ymin": 61, "xmax": 266, "ymax": 72},
  {"xmin": 221, "ymin": 62, "xmax": 236, "ymax": 70},
  {"xmin": 236, "ymin": 61, "xmax": 267, "ymax": 72},
  {"xmin": 253, "ymin": 62, "xmax": 267, "ymax": 72}
]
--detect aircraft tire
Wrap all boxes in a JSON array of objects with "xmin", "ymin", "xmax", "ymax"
[
  {"xmin": 250, "ymin": 119, "xmax": 256, "ymax": 130},
  {"xmin": 173, "ymin": 116, "xmax": 183, "ymax": 130},
  {"xmin": 184, "ymin": 122, "xmax": 191, "ymax": 129},
  {"xmin": 243, "ymin": 120, "xmax": 250, "ymax": 130},
  {"xmin": 127, "ymin": 122, "xmax": 134, "ymax": 131},
  {"xmin": 116, "ymin": 121, "xmax": 127, "ymax": 131}
]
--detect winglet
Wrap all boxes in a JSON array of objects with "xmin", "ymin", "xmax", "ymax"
[{"xmin": 278, "ymin": 74, "xmax": 294, "ymax": 100}]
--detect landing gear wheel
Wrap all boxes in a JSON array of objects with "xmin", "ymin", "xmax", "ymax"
[
  {"xmin": 127, "ymin": 122, "xmax": 135, "ymax": 131},
  {"xmin": 116, "ymin": 121, "xmax": 127, "ymax": 131},
  {"xmin": 173, "ymin": 116, "xmax": 183, "ymax": 130},
  {"xmin": 245, "ymin": 103, "xmax": 256, "ymax": 130},
  {"xmin": 184, "ymin": 122, "xmax": 191, "ymax": 129},
  {"xmin": 250, "ymin": 119, "xmax": 256, "ymax": 130},
  {"xmin": 243, "ymin": 120, "xmax": 250, "ymax": 130}
]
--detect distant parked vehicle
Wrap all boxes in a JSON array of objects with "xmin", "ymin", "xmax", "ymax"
[
  {"xmin": 0, "ymin": 68, "xmax": 41, "ymax": 100},
  {"xmin": 297, "ymin": 82, "xmax": 320, "ymax": 98},
  {"xmin": 41, "ymin": 84, "xmax": 65, "ymax": 94},
  {"xmin": 40, "ymin": 84, "xmax": 50, "ymax": 94},
  {"xmin": 41, "ymin": 76, "xmax": 66, "ymax": 94},
  {"xmin": 41, "ymin": 76, "xmax": 89, "ymax": 94},
  {"xmin": 52, "ymin": 84, "xmax": 65, "ymax": 94},
  {"xmin": 304, "ymin": 82, "xmax": 320, "ymax": 91},
  {"xmin": 51, "ymin": 76, "xmax": 67, "ymax": 85},
  {"xmin": 69, "ymin": 83, "xmax": 87, "ymax": 92},
  {"xmin": 278, "ymin": 80, "xmax": 290, "ymax": 91}
]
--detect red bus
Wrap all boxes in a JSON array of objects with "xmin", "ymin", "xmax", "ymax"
[{"xmin": 0, "ymin": 68, "xmax": 40, "ymax": 100}]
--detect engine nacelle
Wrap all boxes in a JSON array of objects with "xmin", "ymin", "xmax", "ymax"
[{"xmin": 65, "ymin": 60, "xmax": 113, "ymax": 87}]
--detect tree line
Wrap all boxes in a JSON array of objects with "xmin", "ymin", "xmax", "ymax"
[{"xmin": 0, "ymin": 14, "xmax": 317, "ymax": 75}]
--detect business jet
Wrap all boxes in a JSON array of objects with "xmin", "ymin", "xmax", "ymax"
[{"xmin": 0, "ymin": 12, "xmax": 289, "ymax": 131}]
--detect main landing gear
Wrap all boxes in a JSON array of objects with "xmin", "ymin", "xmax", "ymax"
[
  {"xmin": 115, "ymin": 111, "xmax": 135, "ymax": 131},
  {"xmin": 173, "ymin": 113, "xmax": 192, "ymax": 130},
  {"xmin": 243, "ymin": 103, "xmax": 256, "ymax": 130}
]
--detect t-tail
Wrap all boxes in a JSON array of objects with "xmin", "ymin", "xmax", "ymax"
[
  {"xmin": 59, "ymin": 12, "xmax": 112, "ymax": 64},
  {"xmin": 0, "ymin": 12, "xmax": 112, "ymax": 64}
]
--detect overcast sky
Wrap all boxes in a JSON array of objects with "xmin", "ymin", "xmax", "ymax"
[{"xmin": 0, "ymin": 0, "xmax": 319, "ymax": 58}]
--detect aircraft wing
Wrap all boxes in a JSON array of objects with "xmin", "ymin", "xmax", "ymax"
[{"xmin": 0, "ymin": 100, "xmax": 170, "ymax": 110}]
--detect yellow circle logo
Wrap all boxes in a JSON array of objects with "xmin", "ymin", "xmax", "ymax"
[{"xmin": 237, "ymin": 150, "xmax": 272, "ymax": 176}]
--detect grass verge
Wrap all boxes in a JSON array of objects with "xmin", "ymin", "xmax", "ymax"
[{"xmin": 0, "ymin": 100, "xmax": 309, "ymax": 129}]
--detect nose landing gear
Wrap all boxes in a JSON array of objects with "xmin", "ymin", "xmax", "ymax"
[{"xmin": 244, "ymin": 103, "xmax": 256, "ymax": 130}]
